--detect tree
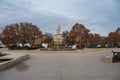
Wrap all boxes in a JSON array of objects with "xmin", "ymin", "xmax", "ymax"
[
  {"xmin": 62, "ymin": 30, "xmax": 71, "ymax": 45},
  {"xmin": 1, "ymin": 22, "xmax": 42, "ymax": 45},
  {"xmin": 42, "ymin": 33, "xmax": 53, "ymax": 43},
  {"xmin": 62, "ymin": 23, "xmax": 111, "ymax": 48},
  {"xmin": 88, "ymin": 33, "xmax": 101, "ymax": 48},
  {"xmin": 70, "ymin": 23, "xmax": 90, "ymax": 47},
  {"xmin": 108, "ymin": 32, "xmax": 120, "ymax": 47}
]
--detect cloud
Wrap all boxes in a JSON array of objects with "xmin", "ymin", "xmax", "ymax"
[{"xmin": 0, "ymin": 0, "xmax": 120, "ymax": 36}]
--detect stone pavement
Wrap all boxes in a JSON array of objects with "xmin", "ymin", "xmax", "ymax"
[{"xmin": 0, "ymin": 49, "xmax": 120, "ymax": 80}]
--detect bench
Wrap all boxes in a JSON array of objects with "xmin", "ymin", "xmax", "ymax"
[{"xmin": 112, "ymin": 50, "xmax": 120, "ymax": 63}]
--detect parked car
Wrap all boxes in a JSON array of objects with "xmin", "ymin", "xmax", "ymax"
[
  {"xmin": 0, "ymin": 44, "xmax": 6, "ymax": 48},
  {"xmin": 24, "ymin": 43, "xmax": 31, "ymax": 49},
  {"xmin": 31, "ymin": 43, "xmax": 38, "ymax": 49},
  {"xmin": 66, "ymin": 45, "xmax": 77, "ymax": 50}
]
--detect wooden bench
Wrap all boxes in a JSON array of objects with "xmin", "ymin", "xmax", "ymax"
[{"xmin": 112, "ymin": 50, "xmax": 120, "ymax": 63}]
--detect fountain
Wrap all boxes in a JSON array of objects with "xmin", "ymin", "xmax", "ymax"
[{"xmin": 53, "ymin": 24, "xmax": 64, "ymax": 50}]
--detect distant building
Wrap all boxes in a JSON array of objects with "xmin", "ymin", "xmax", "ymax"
[{"xmin": 116, "ymin": 27, "xmax": 120, "ymax": 33}]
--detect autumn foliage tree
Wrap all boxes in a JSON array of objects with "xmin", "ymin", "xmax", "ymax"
[
  {"xmin": 62, "ymin": 30, "xmax": 71, "ymax": 45},
  {"xmin": 62, "ymin": 23, "xmax": 109, "ymax": 48},
  {"xmin": 70, "ymin": 23, "xmax": 90, "ymax": 46},
  {"xmin": 42, "ymin": 33, "xmax": 53, "ymax": 43},
  {"xmin": 63, "ymin": 23, "xmax": 90, "ymax": 47},
  {"xmin": 1, "ymin": 22, "xmax": 42, "ymax": 45},
  {"xmin": 108, "ymin": 32, "xmax": 120, "ymax": 47},
  {"xmin": 88, "ymin": 33, "xmax": 101, "ymax": 47}
]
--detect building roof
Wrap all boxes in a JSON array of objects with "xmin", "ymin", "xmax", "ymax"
[{"xmin": 116, "ymin": 27, "xmax": 120, "ymax": 33}]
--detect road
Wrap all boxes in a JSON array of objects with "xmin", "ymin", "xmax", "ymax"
[{"xmin": 0, "ymin": 49, "xmax": 120, "ymax": 80}]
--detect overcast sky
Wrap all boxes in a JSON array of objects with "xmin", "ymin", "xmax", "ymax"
[{"xmin": 0, "ymin": 0, "xmax": 120, "ymax": 36}]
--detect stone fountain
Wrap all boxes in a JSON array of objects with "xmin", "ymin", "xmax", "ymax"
[{"xmin": 53, "ymin": 24, "xmax": 64, "ymax": 49}]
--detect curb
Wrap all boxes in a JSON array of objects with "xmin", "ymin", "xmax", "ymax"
[{"xmin": 0, "ymin": 54, "xmax": 29, "ymax": 71}]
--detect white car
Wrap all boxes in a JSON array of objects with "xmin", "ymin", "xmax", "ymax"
[
  {"xmin": 24, "ymin": 43, "xmax": 31, "ymax": 48},
  {"xmin": 0, "ymin": 44, "xmax": 6, "ymax": 48}
]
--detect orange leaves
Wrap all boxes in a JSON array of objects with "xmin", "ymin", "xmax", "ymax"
[{"xmin": 1, "ymin": 22, "xmax": 42, "ymax": 45}]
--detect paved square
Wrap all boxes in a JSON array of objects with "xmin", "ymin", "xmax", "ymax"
[{"xmin": 0, "ymin": 49, "xmax": 120, "ymax": 80}]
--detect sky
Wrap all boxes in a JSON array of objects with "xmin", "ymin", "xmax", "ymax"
[{"xmin": 0, "ymin": 0, "xmax": 120, "ymax": 36}]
